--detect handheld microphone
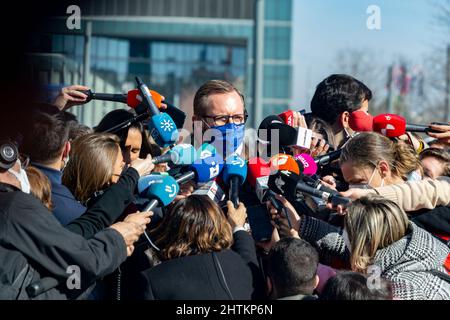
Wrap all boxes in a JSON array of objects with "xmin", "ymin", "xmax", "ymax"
[
  {"xmin": 152, "ymin": 144, "xmax": 197, "ymax": 165},
  {"xmin": 138, "ymin": 174, "xmax": 180, "ymax": 211},
  {"xmin": 81, "ymin": 88, "xmax": 186, "ymax": 129},
  {"xmin": 222, "ymin": 155, "xmax": 247, "ymax": 207},
  {"xmin": 372, "ymin": 113, "xmax": 441, "ymax": 138},
  {"xmin": 247, "ymin": 157, "xmax": 292, "ymax": 227},
  {"xmin": 258, "ymin": 115, "xmax": 313, "ymax": 149},
  {"xmin": 257, "ymin": 115, "xmax": 296, "ymax": 146},
  {"xmin": 175, "ymin": 152, "xmax": 224, "ymax": 185},
  {"xmin": 278, "ymin": 110, "xmax": 296, "ymax": 127},
  {"xmin": 348, "ymin": 110, "xmax": 373, "ymax": 132},
  {"xmin": 294, "ymin": 153, "xmax": 318, "ymax": 177},
  {"xmin": 135, "ymin": 77, "xmax": 179, "ymax": 147},
  {"xmin": 80, "ymin": 88, "xmax": 163, "ymax": 108},
  {"xmin": 275, "ymin": 153, "xmax": 340, "ymax": 197},
  {"xmin": 192, "ymin": 180, "xmax": 226, "ymax": 203},
  {"xmin": 130, "ymin": 91, "xmax": 186, "ymax": 129},
  {"xmin": 268, "ymin": 170, "xmax": 351, "ymax": 207},
  {"xmin": 278, "ymin": 109, "xmax": 307, "ymax": 127},
  {"xmin": 247, "ymin": 157, "xmax": 283, "ymax": 211},
  {"xmin": 269, "ymin": 153, "xmax": 302, "ymax": 175},
  {"xmin": 314, "ymin": 149, "xmax": 342, "ymax": 166},
  {"xmin": 135, "ymin": 77, "xmax": 160, "ymax": 116}
]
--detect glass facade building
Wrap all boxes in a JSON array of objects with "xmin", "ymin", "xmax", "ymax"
[{"xmin": 26, "ymin": 0, "xmax": 293, "ymax": 128}]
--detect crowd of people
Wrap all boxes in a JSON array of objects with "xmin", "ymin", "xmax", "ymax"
[{"xmin": 0, "ymin": 74, "xmax": 449, "ymax": 300}]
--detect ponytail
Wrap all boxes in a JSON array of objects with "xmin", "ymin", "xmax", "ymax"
[
  {"xmin": 340, "ymin": 132, "xmax": 420, "ymax": 181},
  {"xmin": 392, "ymin": 140, "xmax": 420, "ymax": 180}
]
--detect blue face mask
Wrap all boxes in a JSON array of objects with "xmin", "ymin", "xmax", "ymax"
[{"xmin": 210, "ymin": 123, "xmax": 245, "ymax": 158}]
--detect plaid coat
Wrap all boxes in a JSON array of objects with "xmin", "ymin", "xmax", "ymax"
[{"xmin": 300, "ymin": 216, "xmax": 450, "ymax": 300}]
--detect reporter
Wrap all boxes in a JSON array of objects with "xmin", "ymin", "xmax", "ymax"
[
  {"xmin": 270, "ymin": 195, "xmax": 450, "ymax": 300},
  {"xmin": 341, "ymin": 177, "xmax": 450, "ymax": 212},
  {"xmin": 137, "ymin": 196, "xmax": 265, "ymax": 300},
  {"xmin": 20, "ymin": 106, "xmax": 86, "ymax": 225},
  {"xmin": 62, "ymin": 133, "xmax": 153, "ymax": 207},
  {"xmin": 62, "ymin": 133, "xmax": 154, "ymax": 239},
  {"xmin": 0, "ymin": 157, "xmax": 147, "ymax": 299},
  {"xmin": 95, "ymin": 109, "xmax": 161, "ymax": 165},
  {"xmin": 340, "ymin": 132, "xmax": 421, "ymax": 188},
  {"xmin": 419, "ymin": 148, "xmax": 450, "ymax": 179}
]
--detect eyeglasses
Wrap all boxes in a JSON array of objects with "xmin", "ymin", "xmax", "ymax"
[{"xmin": 202, "ymin": 113, "xmax": 248, "ymax": 126}]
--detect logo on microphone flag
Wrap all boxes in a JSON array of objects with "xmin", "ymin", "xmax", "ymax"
[
  {"xmin": 165, "ymin": 184, "xmax": 177, "ymax": 197},
  {"xmin": 161, "ymin": 119, "xmax": 175, "ymax": 132}
]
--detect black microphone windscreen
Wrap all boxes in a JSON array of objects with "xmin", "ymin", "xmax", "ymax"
[{"xmin": 258, "ymin": 115, "xmax": 297, "ymax": 146}]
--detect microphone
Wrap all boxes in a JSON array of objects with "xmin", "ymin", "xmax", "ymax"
[
  {"xmin": 258, "ymin": 115, "xmax": 312, "ymax": 149},
  {"xmin": 276, "ymin": 153, "xmax": 340, "ymax": 197},
  {"xmin": 175, "ymin": 152, "xmax": 224, "ymax": 185},
  {"xmin": 247, "ymin": 157, "xmax": 292, "ymax": 227},
  {"xmin": 152, "ymin": 144, "xmax": 197, "ymax": 165},
  {"xmin": 192, "ymin": 180, "xmax": 226, "ymax": 203},
  {"xmin": 278, "ymin": 110, "xmax": 296, "ymax": 127},
  {"xmin": 268, "ymin": 170, "xmax": 351, "ymax": 206},
  {"xmin": 314, "ymin": 149, "xmax": 342, "ymax": 166},
  {"xmin": 196, "ymin": 143, "xmax": 219, "ymax": 161},
  {"xmin": 269, "ymin": 153, "xmax": 302, "ymax": 175},
  {"xmin": 222, "ymin": 155, "xmax": 247, "ymax": 207},
  {"xmin": 135, "ymin": 77, "xmax": 178, "ymax": 147},
  {"xmin": 81, "ymin": 88, "xmax": 162, "ymax": 108},
  {"xmin": 372, "ymin": 114, "xmax": 441, "ymax": 138},
  {"xmin": 278, "ymin": 109, "xmax": 307, "ymax": 127},
  {"xmin": 348, "ymin": 110, "xmax": 373, "ymax": 132},
  {"xmin": 135, "ymin": 77, "xmax": 160, "ymax": 115},
  {"xmin": 138, "ymin": 174, "xmax": 180, "ymax": 211},
  {"xmin": 258, "ymin": 115, "xmax": 292, "ymax": 143},
  {"xmin": 247, "ymin": 158, "xmax": 283, "ymax": 207},
  {"xmin": 81, "ymin": 88, "xmax": 186, "ymax": 129},
  {"xmin": 294, "ymin": 153, "xmax": 318, "ymax": 177}
]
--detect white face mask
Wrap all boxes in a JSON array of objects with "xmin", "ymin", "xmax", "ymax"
[
  {"xmin": 8, "ymin": 163, "xmax": 31, "ymax": 194},
  {"xmin": 407, "ymin": 169, "xmax": 422, "ymax": 182},
  {"xmin": 348, "ymin": 163, "xmax": 384, "ymax": 189}
]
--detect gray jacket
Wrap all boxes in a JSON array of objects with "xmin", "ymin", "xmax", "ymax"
[{"xmin": 299, "ymin": 216, "xmax": 450, "ymax": 300}]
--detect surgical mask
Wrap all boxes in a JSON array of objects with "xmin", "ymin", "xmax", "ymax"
[
  {"xmin": 8, "ymin": 164, "xmax": 31, "ymax": 194},
  {"xmin": 209, "ymin": 123, "xmax": 245, "ymax": 158},
  {"xmin": 348, "ymin": 164, "xmax": 384, "ymax": 189},
  {"xmin": 407, "ymin": 169, "xmax": 422, "ymax": 182},
  {"xmin": 343, "ymin": 126, "xmax": 356, "ymax": 140}
]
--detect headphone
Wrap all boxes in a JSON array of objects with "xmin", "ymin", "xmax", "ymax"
[{"xmin": 0, "ymin": 140, "xmax": 19, "ymax": 170}]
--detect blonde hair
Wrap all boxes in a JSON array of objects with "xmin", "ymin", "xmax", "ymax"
[
  {"xmin": 62, "ymin": 133, "xmax": 120, "ymax": 204},
  {"xmin": 340, "ymin": 132, "xmax": 420, "ymax": 181},
  {"xmin": 344, "ymin": 195, "xmax": 410, "ymax": 273},
  {"xmin": 26, "ymin": 166, "xmax": 53, "ymax": 210}
]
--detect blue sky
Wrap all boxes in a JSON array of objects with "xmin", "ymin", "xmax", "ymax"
[{"xmin": 291, "ymin": 0, "xmax": 445, "ymax": 109}]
